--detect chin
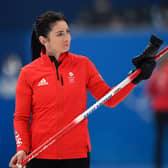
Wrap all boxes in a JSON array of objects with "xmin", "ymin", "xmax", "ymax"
[
  {"xmin": 63, "ymin": 48, "xmax": 69, "ymax": 52},
  {"xmin": 60, "ymin": 50, "xmax": 68, "ymax": 54}
]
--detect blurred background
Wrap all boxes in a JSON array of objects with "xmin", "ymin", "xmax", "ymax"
[{"xmin": 1, "ymin": 0, "xmax": 168, "ymax": 167}]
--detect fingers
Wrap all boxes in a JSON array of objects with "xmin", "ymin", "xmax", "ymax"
[
  {"xmin": 17, "ymin": 153, "xmax": 24, "ymax": 164},
  {"xmin": 9, "ymin": 154, "xmax": 18, "ymax": 168},
  {"xmin": 9, "ymin": 151, "xmax": 27, "ymax": 168},
  {"xmin": 16, "ymin": 163, "xmax": 23, "ymax": 168}
]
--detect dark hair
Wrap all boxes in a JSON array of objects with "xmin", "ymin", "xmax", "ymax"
[{"xmin": 31, "ymin": 11, "xmax": 68, "ymax": 61}]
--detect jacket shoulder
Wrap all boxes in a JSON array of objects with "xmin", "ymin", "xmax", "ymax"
[
  {"xmin": 69, "ymin": 52, "xmax": 91, "ymax": 63},
  {"xmin": 21, "ymin": 57, "xmax": 41, "ymax": 72}
]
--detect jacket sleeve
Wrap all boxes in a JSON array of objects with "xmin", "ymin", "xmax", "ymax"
[
  {"xmin": 86, "ymin": 58, "xmax": 135, "ymax": 107},
  {"xmin": 14, "ymin": 68, "xmax": 32, "ymax": 153}
]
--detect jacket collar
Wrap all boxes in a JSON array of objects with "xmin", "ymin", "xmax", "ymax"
[{"xmin": 40, "ymin": 48, "xmax": 69, "ymax": 65}]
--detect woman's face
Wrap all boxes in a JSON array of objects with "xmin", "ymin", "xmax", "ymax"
[{"xmin": 41, "ymin": 20, "xmax": 71, "ymax": 56}]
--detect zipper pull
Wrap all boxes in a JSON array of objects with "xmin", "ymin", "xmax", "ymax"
[{"xmin": 61, "ymin": 75, "xmax": 64, "ymax": 86}]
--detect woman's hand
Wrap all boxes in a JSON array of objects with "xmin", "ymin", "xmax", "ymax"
[
  {"xmin": 9, "ymin": 150, "xmax": 27, "ymax": 168},
  {"xmin": 131, "ymin": 35, "xmax": 163, "ymax": 84}
]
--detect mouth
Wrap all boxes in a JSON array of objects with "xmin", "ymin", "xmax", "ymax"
[{"xmin": 64, "ymin": 44, "xmax": 69, "ymax": 47}]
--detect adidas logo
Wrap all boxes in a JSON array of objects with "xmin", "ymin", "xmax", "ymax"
[{"xmin": 38, "ymin": 78, "xmax": 48, "ymax": 86}]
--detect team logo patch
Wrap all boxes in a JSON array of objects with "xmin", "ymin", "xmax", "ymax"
[{"xmin": 68, "ymin": 72, "xmax": 75, "ymax": 83}]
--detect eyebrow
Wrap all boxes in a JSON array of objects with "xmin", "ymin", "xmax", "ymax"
[
  {"xmin": 56, "ymin": 30, "xmax": 64, "ymax": 33},
  {"xmin": 55, "ymin": 29, "xmax": 69, "ymax": 33}
]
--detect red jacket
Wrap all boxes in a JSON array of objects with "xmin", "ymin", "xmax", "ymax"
[
  {"xmin": 14, "ymin": 51, "xmax": 135, "ymax": 159},
  {"xmin": 146, "ymin": 62, "xmax": 168, "ymax": 112}
]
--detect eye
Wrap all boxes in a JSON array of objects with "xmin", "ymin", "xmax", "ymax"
[
  {"xmin": 67, "ymin": 29, "xmax": 70, "ymax": 34},
  {"xmin": 56, "ymin": 32, "xmax": 64, "ymax": 36}
]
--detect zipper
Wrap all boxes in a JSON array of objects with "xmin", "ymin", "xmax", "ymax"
[
  {"xmin": 56, "ymin": 68, "xmax": 59, "ymax": 80},
  {"xmin": 49, "ymin": 56, "xmax": 64, "ymax": 85},
  {"xmin": 61, "ymin": 75, "xmax": 64, "ymax": 85}
]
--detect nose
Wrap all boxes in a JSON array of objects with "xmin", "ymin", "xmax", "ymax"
[{"xmin": 64, "ymin": 33, "xmax": 71, "ymax": 42}]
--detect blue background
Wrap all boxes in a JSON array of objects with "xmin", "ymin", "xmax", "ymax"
[
  {"xmin": 0, "ymin": 0, "xmax": 168, "ymax": 167},
  {"xmin": 1, "ymin": 29, "xmax": 168, "ymax": 167}
]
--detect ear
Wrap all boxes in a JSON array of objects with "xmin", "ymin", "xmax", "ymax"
[{"xmin": 39, "ymin": 36, "xmax": 48, "ymax": 46}]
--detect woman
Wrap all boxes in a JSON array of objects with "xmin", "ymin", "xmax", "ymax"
[
  {"xmin": 9, "ymin": 11, "xmax": 157, "ymax": 168},
  {"xmin": 146, "ymin": 58, "xmax": 168, "ymax": 168}
]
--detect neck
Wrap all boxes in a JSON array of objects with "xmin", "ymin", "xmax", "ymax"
[
  {"xmin": 54, "ymin": 53, "xmax": 61, "ymax": 61},
  {"xmin": 46, "ymin": 51, "xmax": 61, "ymax": 61}
]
